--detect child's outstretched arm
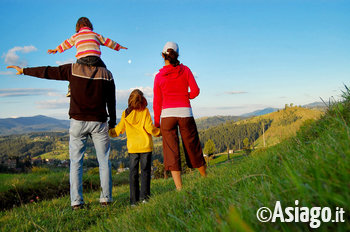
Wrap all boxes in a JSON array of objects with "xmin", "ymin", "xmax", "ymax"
[
  {"xmin": 47, "ymin": 49, "xmax": 58, "ymax": 54},
  {"xmin": 50, "ymin": 36, "xmax": 75, "ymax": 54},
  {"xmin": 97, "ymin": 34, "xmax": 127, "ymax": 51}
]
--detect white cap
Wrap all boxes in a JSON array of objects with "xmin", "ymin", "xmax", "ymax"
[{"xmin": 162, "ymin": 41, "xmax": 179, "ymax": 55}]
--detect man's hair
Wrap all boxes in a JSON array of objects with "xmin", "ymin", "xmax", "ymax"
[
  {"xmin": 76, "ymin": 17, "xmax": 93, "ymax": 32},
  {"xmin": 125, "ymin": 89, "xmax": 148, "ymax": 116},
  {"xmin": 163, "ymin": 49, "xmax": 180, "ymax": 67}
]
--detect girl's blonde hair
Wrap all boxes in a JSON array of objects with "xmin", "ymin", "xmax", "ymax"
[{"xmin": 125, "ymin": 89, "xmax": 148, "ymax": 116}]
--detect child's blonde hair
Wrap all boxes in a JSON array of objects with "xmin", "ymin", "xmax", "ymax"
[{"xmin": 125, "ymin": 89, "xmax": 148, "ymax": 116}]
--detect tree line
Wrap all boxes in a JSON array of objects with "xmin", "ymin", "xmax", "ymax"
[{"xmin": 199, "ymin": 119, "xmax": 272, "ymax": 153}]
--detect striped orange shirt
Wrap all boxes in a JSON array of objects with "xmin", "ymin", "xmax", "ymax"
[{"xmin": 56, "ymin": 27, "xmax": 121, "ymax": 59}]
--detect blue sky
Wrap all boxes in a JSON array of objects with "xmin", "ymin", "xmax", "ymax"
[{"xmin": 0, "ymin": 0, "xmax": 349, "ymax": 120}]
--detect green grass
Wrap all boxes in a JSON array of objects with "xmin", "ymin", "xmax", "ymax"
[
  {"xmin": 208, "ymin": 150, "xmax": 246, "ymax": 166},
  {"xmin": 1, "ymin": 90, "xmax": 349, "ymax": 231},
  {"xmin": 0, "ymin": 170, "xmax": 129, "ymax": 210}
]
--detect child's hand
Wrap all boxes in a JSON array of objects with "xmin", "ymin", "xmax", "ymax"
[
  {"xmin": 120, "ymin": 46, "xmax": 128, "ymax": 50},
  {"xmin": 7, "ymin": 66, "xmax": 23, "ymax": 75},
  {"xmin": 108, "ymin": 128, "xmax": 118, "ymax": 137},
  {"xmin": 47, "ymin": 49, "xmax": 58, "ymax": 54}
]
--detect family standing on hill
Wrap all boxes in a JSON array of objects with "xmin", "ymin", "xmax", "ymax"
[{"xmin": 7, "ymin": 17, "xmax": 206, "ymax": 210}]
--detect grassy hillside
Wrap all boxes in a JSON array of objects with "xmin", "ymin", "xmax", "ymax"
[
  {"xmin": 195, "ymin": 115, "xmax": 245, "ymax": 130},
  {"xmin": 0, "ymin": 89, "xmax": 349, "ymax": 231},
  {"xmin": 247, "ymin": 106, "xmax": 323, "ymax": 147}
]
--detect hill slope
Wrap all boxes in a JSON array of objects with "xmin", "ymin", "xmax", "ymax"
[
  {"xmin": 195, "ymin": 115, "xmax": 245, "ymax": 130},
  {"xmin": 1, "ymin": 88, "xmax": 349, "ymax": 231},
  {"xmin": 0, "ymin": 115, "xmax": 69, "ymax": 135},
  {"xmin": 198, "ymin": 106, "xmax": 323, "ymax": 152},
  {"xmin": 246, "ymin": 106, "xmax": 323, "ymax": 147}
]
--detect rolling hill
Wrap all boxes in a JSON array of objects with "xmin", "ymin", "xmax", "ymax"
[
  {"xmin": 194, "ymin": 115, "xmax": 245, "ymax": 130},
  {"xmin": 247, "ymin": 106, "xmax": 323, "ymax": 147},
  {"xmin": 0, "ymin": 115, "xmax": 69, "ymax": 135}
]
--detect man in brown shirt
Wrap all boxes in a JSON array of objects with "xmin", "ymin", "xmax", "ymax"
[{"xmin": 7, "ymin": 63, "xmax": 116, "ymax": 209}]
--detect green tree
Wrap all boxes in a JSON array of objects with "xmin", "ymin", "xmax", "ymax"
[
  {"xmin": 204, "ymin": 139, "xmax": 216, "ymax": 156},
  {"xmin": 243, "ymin": 137, "xmax": 250, "ymax": 149}
]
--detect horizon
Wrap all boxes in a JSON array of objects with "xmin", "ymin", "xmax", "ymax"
[
  {"xmin": 1, "ymin": 1, "xmax": 349, "ymax": 120},
  {"xmin": 0, "ymin": 101, "xmax": 324, "ymax": 121}
]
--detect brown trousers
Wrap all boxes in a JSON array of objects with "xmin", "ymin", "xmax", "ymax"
[{"xmin": 160, "ymin": 117, "xmax": 206, "ymax": 171}]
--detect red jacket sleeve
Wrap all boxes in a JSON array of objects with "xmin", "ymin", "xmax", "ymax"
[
  {"xmin": 187, "ymin": 67, "xmax": 200, "ymax": 99},
  {"xmin": 153, "ymin": 75, "xmax": 162, "ymax": 128}
]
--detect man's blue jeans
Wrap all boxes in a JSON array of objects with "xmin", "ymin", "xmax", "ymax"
[{"xmin": 69, "ymin": 119, "xmax": 113, "ymax": 206}]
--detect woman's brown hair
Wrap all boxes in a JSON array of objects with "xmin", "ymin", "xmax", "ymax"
[
  {"xmin": 76, "ymin": 17, "xmax": 93, "ymax": 33},
  {"xmin": 163, "ymin": 49, "xmax": 180, "ymax": 67},
  {"xmin": 125, "ymin": 89, "xmax": 148, "ymax": 117}
]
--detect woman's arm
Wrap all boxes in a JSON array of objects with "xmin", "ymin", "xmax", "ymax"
[
  {"xmin": 144, "ymin": 108, "xmax": 161, "ymax": 137},
  {"xmin": 187, "ymin": 67, "xmax": 200, "ymax": 99},
  {"xmin": 153, "ymin": 76, "xmax": 163, "ymax": 128}
]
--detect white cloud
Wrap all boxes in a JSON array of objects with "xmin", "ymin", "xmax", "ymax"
[
  {"xmin": 192, "ymin": 103, "xmax": 271, "ymax": 118},
  {"xmin": 145, "ymin": 71, "xmax": 159, "ymax": 80},
  {"xmin": 117, "ymin": 86, "xmax": 153, "ymax": 102},
  {"xmin": 0, "ymin": 88, "xmax": 57, "ymax": 97},
  {"xmin": 128, "ymin": 59, "xmax": 132, "ymax": 64},
  {"xmin": 47, "ymin": 91, "xmax": 65, "ymax": 97},
  {"xmin": 116, "ymin": 86, "xmax": 154, "ymax": 115},
  {"xmin": 2, "ymin": 45, "xmax": 37, "ymax": 66},
  {"xmin": 225, "ymin": 91, "xmax": 247, "ymax": 95},
  {"xmin": 0, "ymin": 71, "xmax": 15, "ymax": 75},
  {"xmin": 36, "ymin": 98, "xmax": 69, "ymax": 109},
  {"xmin": 56, "ymin": 59, "xmax": 75, "ymax": 65}
]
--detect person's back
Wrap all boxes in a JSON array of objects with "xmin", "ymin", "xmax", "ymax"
[
  {"xmin": 152, "ymin": 42, "xmax": 206, "ymax": 191},
  {"xmin": 48, "ymin": 17, "xmax": 127, "ymax": 60},
  {"xmin": 47, "ymin": 17, "xmax": 127, "ymax": 97},
  {"xmin": 22, "ymin": 63, "xmax": 116, "ymax": 127},
  {"xmin": 7, "ymin": 63, "xmax": 116, "ymax": 209},
  {"xmin": 154, "ymin": 64, "xmax": 199, "ymax": 110},
  {"xmin": 109, "ymin": 89, "xmax": 160, "ymax": 205}
]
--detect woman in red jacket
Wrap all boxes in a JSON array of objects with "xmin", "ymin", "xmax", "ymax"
[{"xmin": 153, "ymin": 42, "xmax": 206, "ymax": 190}]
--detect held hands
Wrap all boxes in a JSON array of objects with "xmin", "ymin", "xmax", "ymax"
[
  {"xmin": 108, "ymin": 128, "xmax": 118, "ymax": 137},
  {"xmin": 6, "ymin": 66, "xmax": 23, "ymax": 75},
  {"xmin": 47, "ymin": 49, "xmax": 58, "ymax": 54}
]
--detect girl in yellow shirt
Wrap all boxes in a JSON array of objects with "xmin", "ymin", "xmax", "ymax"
[{"xmin": 109, "ymin": 89, "xmax": 160, "ymax": 205}]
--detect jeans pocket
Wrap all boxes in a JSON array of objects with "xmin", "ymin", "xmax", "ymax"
[
  {"xmin": 98, "ymin": 122, "xmax": 108, "ymax": 133},
  {"xmin": 69, "ymin": 119, "xmax": 83, "ymax": 137}
]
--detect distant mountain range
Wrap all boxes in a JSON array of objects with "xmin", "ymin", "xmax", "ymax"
[
  {"xmin": 0, "ymin": 115, "xmax": 69, "ymax": 136},
  {"xmin": 302, "ymin": 102, "xmax": 326, "ymax": 109},
  {"xmin": 0, "ymin": 102, "xmax": 325, "ymax": 136},
  {"xmin": 240, "ymin": 102, "xmax": 326, "ymax": 117},
  {"xmin": 240, "ymin": 107, "xmax": 279, "ymax": 117}
]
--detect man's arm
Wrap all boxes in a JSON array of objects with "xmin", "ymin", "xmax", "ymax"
[
  {"xmin": 106, "ymin": 79, "xmax": 116, "ymax": 129},
  {"xmin": 7, "ymin": 64, "xmax": 71, "ymax": 81}
]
